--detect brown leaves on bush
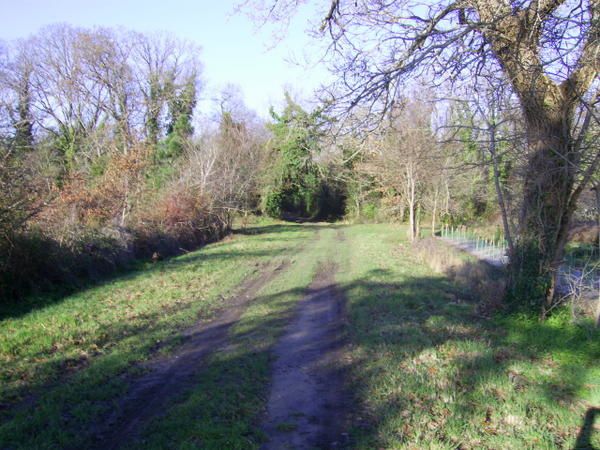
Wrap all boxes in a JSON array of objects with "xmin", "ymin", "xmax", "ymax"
[
  {"xmin": 38, "ymin": 146, "xmax": 150, "ymax": 230},
  {"xmin": 135, "ymin": 184, "xmax": 212, "ymax": 232}
]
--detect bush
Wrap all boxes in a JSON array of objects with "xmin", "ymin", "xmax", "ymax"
[
  {"xmin": 0, "ymin": 226, "xmax": 133, "ymax": 300},
  {"xmin": 362, "ymin": 203, "xmax": 378, "ymax": 221},
  {"xmin": 132, "ymin": 183, "xmax": 227, "ymax": 257},
  {"xmin": 262, "ymin": 188, "xmax": 285, "ymax": 218},
  {"xmin": 0, "ymin": 146, "xmax": 230, "ymax": 304}
]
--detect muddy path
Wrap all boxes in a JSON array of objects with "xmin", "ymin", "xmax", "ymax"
[
  {"xmin": 260, "ymin": 256, "xmax": 350, "ymax": 449},
  {"xmin": 90, "ymin": 260, "xmax": 290, "ymax": 450}
]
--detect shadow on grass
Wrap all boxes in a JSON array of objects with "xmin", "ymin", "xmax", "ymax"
[
  {"xmin": 105, "ymin": 273, "xmax": 600, "ymax": 448},
  {"xmin": 1, "ymin": 254, "xmax": 598, "ymax": 448},
  {"xmin": 575, "ymin": 408, "xmax": 600, "ymax": 449},
  {"xmin": 0, "ymin": 223, "xmax": 317, "ymax": 322},
  {"xmin": 335, "ymin": 269, "xmax": 599, "ymax": 448}
]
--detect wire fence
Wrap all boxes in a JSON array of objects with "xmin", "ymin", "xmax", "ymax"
[
  {"xmin": 438, "ymin": 225, "xmax": 599, "ymax": 303},
  {"xmin": 439, "ymin": 225, "xmax": 508, "ymax": 266}
]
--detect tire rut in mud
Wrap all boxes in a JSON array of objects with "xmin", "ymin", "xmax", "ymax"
[
  {"xmin": 260, "ymin": 259, "xmax": 350, "ymax": 450},
  {"xmin": 90, "ymin": 260, "xmax": 290, "ymax": 450}
]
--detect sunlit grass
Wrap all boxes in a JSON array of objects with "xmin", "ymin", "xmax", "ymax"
[
  {"xmin": 338, "ymin": 224, "xmax": 600, "ymax": 449},
  {"xmin": 0, "ymin": 220, "xmax": 312, "ymax": 449}
]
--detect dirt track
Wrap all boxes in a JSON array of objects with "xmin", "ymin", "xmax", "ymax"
[
  {"xmin": 91, "ymin": 229, "xmax": 351, "ymax": 449},
  {"xmin": 90, "ymin": 260, "xmax": 289, "ymax": 449},
  {"xmin": 260, "ymin": 259, "xmax": 349, "ymax": 449}
]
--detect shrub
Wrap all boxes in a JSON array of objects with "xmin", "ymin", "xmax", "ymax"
[
  {"xmin": 132, "ymin": 183, "xmax": 227, "ymax": 257},
  {"xmin": 362, "ymin": 203, "xmax": 378, "ymax": 221},
  {"xmin": 0, "ymin": 145, "xmax": 229, "ymax": 304}
]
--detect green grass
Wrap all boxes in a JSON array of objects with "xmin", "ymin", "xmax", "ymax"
[
  {"xmin": 0, "ymin": 220, "xmax": 316, "ymax": 449},
  {"xmin": 127, "ymin": 225, "xmax": 343, "ymax": 449},
  {"xmin": 1, "ymin": 221, "xmax": 598, "ymax": 449},
  {"xmin": 337, "ymin": 224, "xmax": 600, "ymax": 449}
]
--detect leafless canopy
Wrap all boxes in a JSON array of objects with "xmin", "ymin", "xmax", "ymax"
[{"xmin": 243, "ymin": 0, "xmax": 598, "ymax": 126}]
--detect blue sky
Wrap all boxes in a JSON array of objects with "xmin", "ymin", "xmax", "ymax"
[{"xmin": 0, "ymin": 0, "xmax": 331, "ymax": 116}]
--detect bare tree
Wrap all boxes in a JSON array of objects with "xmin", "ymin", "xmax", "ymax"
[
  {"xmin": 130, "ymin": 32, "xmax": 201, "ymax": 146},
  {"xmin": 0, "ymin": 26, "xmax": 203, "ymax": 170},
  {"xmin": 24, "ymin": 25, "xmax": 111, "ymax": 169},
  {"xmin": 245, "ymin": 0, "xmax": 600, "ymax": 314},
  {"xmin": 182, "ymin": 108, "xmax": 266, "ymax": 227},
  {"xmin": 371, "ymin": 98, "xmax": 436, "ymax": 240},
  {"xmin": 444, "ymin": 77, "xmax": 521, "ymax": 252},
  {"xmin": 0, "ymin": 39, "xmax": 36, "ymax": 152},
  {"xmin": 78, "ymin": 28, "xmax": 139, "ymax": 153}
]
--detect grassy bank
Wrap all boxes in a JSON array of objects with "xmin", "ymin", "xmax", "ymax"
[
  {"xmin": 0, "ymin": 220, "xmax": 315, "ymax": 448},
  {"xmin": 338, "ymin": 224, "xmax": 600, "ymax": 449}
]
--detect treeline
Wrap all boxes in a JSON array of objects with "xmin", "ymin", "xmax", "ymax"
[
  {"xmin": 0, "ymin": 25, "xmax": 267, "ymax": 300},
  {"xmin": 341, "ymin": 94, "xmax": 519, "ymax": 239},
  {"xmin": 341, "ymin": 90, "xmax": 598, "ymax": 245},
  {"xmin": 0, "ymin": 24, "xmax": 353, "ymax": 302},
  {"xmin": 1, "ymin": 25, "xmax": 597, "ymax": 311},
  {"xmin": 337, "ymin": 88, "xmax": 598, "ymax": 318}
]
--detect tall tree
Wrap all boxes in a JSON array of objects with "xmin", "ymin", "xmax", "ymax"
[
  {"xmin": 131, "ymin": 32, "xmax": 200, "ymax": 147},
  {"xmin": 0, "ymin": 40, "xmax": 35, "ymax": 152},
  {"xmin": 262, "ymin": 94, "xmax": 326, "ymax": 219},
  {"xmin": 26, "ymin": 25, "xmax": 108, "ymax": 170},
  {"xmin": 246, "ymin": 0, "xmax": 600, "ymax": 315},
  {"xmin": 372, "ymin": 98, "xmax": 437, "ymax": 240},
  {"xmin": 163, "ymin": 73, "xmax": 197, "ymax": 157},
  {"xmin": 79, "ymin": 28, "xmax": 138, "ymax": 153}
]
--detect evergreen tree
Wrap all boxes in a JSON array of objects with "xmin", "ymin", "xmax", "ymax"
[
  {"xmin": 162, "ymin": 75, "xmax": 196, "ymax": 159},
  {"xmin": 262, "ymin": 94, "xmax": 328, "ymax": 219}
]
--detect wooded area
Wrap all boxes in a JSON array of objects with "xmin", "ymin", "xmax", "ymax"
[
  {"xmin": 247, "ymin": 0, "xmax": 600, "ymax": 317},
  {"xmin": 0, "ymin": 3, "xmax": 599, "ymax": 449},
  {"xmin": 0, "ymin": 2, "xmax": 598, "ymax": 315}
]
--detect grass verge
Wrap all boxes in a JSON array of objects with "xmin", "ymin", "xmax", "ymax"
[
  {"xmin": 338, "ymin": 224, "xmax": 600, "ymax": 449},
  {"xmin": 0, "ymin": 220, "xmax": 312, "ymax": 449}
]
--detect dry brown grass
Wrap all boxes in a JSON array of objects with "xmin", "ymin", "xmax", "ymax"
[{"xmin": 413, "ymin": 237, "xmax": 506, "ymax": 315}]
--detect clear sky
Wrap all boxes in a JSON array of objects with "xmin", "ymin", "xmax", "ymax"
[{"xmin": 0, "ymin": 0, "xmax": 331, "ymax": 116}]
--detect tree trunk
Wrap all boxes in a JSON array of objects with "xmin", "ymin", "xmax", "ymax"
[
  {"xmin": 408, "ymin": 199, "xmax": 416, "ymax": 241},
  {"xmin": 508, "ymin": 110, "xmax": 575, "ymax": 317},
  {"xmin": 355, "ymin": 183, "xmax": 361, "ymax": 219},
  {"xmin": 416, "ymin": 203, "xmax": 421, "ymax": 239},
  {"xmin": 431, "ymin": 190, "xmax": 438, "ymax": 237},
  {"xmin": 596, "ymin": 290, "xmax": 600, "ymax": 328},
  {"xmin": 593, "ymin": 184, "xmax": 600, "ymax": 327},
  {"xmin": 407, "ymin": 169, "xmax": 417, "ymax": 241},
  {"xmin": 444, "ymin": 181, "xmax": 450, "ymax": 216},
  {"xmin": 488, "ymin": 123, "xmax": 514, "ymax": 253}
]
